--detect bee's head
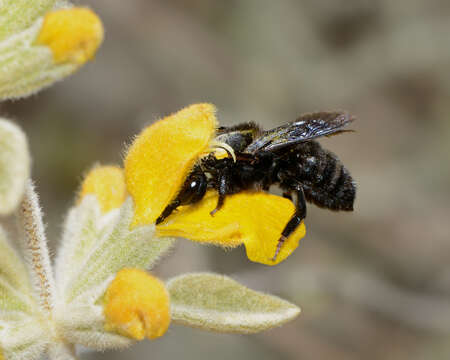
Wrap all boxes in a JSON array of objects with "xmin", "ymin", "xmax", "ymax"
[{"xmin": 178, "ymin": 169, "xmax": 208, "ymax": 205}]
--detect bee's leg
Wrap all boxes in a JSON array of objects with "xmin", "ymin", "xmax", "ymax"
[
  {"xmin": 272, "ymin": 187, "xmax": 307, "ymax": 261},
  {"xmin": 210, "ymin": 169, "xmax": 231, "ymax": 216},
  {"xmin": 210, "ymin": 195, "xmax": 225, "ymax": 216}
]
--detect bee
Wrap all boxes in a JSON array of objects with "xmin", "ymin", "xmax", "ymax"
[{"xmin": 156, "ymin": 111, "xmax": 356, "ymax": 261}]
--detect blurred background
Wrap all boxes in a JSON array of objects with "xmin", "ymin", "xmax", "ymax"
[{"xmin": 2, "ymin": 0, "xmax": 450, "ymax": 359}]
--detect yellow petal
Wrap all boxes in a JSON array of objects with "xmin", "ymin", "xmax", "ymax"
[
  {"xmin": 156, "ymin": 191, "xmax": 305, "ymax": 265},
  {"xmin": 124, "ymin": 103, "xmax": 217, "ymax": 227},
  {"xmin": 104, "ymin": 268, "xmax": 170, "ymax": 340},
  {"xmin": 78, "ymin": 165, "xmax": 127, "ymax": 213},
  {"xmin": 36, "ymin": 7, "xmax": 104, "ymax": 65}
]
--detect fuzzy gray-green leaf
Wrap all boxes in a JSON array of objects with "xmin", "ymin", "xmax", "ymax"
[
  {"xmin": 0, "ymin": 19, "xmax": 75, "ymax": 100},
  {"xmin": 0, "ymin": 231, "xmax": 35, "ymax": 311},
  {"xmin": 58, "ymin": 197, "xmax": 175, "ymax": 303},
  {"xmin": 0, "ymin": 119, "xmax": 30, "ymax": 215},
  {"xmin": 167, "ymin": 273, "xmax": 300, "ymax": 334},
  {"xmin": 0, "ymin": 0, "xmax": 68, "ymax": 41},
  {"xmin": 0, "ymin": 314, "xmax": 50, "ymax": 360}
]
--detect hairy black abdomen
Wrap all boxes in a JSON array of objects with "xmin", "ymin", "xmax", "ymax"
[{"xmin": 282, "ymin": 141, "xmax": 356, "ymax": 211}]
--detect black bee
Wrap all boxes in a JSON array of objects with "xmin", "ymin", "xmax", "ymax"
[{"xmin": 156, "ymin": 111, "xmax": 356, "ymax": 261}]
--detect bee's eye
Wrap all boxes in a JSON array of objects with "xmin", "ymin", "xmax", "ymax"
[{"xmin": 178, "ymin": 172, "xmax": 208, "ymax": 205}]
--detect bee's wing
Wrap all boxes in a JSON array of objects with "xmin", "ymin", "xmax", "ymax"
[{"xmin": 244, "ymin": 111, "xmax": 355, "ymax": 153}]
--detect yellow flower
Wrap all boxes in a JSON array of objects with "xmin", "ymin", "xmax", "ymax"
[
  {"xmin": 0, "ymin": 6, "xmax": 104, "ymax": 100},
  {"xmin": 156, "ymin": 191, "xmax": 305, "ymax": 265},
  {"xmin": 124, "ymin": 103, "xmax": 306, "ymax": 265},
  {"xmin": 78, "ymin": 165, "xmax": 127, "ymax": 213},
  {"xmin": 36, "ymin": 7, "xmax": 104, "ymax": 65},
  {"xmin": 104, "ymin": 268, "xmax": 170, "ymax": 340},
  {"xmin": 125, "ymin": 103, "xmax": 217, "ymax": 227}
]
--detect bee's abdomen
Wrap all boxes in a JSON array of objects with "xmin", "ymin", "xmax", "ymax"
[
  {"xmin": 287, "ymin": 141, "xmax": 356, "ymax": 211},
  {"xmin": 304, "ymin": 164, "xmax": 355, "ymax": 211}
]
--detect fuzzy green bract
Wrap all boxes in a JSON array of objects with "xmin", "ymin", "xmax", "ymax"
[
  {"xmin": 54, "ymin": 196, "xmax": 175, "ymax": 350},
  {"xmin": 0, "ymin": 0, "xmax": 68, "ymax": 41},
  {"xmin": 0, "ymin": 221, "xmax": 47, "ymax": 360},
  {"xmin": 55, "ymin": 196, "xmax": 175, "ymax": 303},
  {"xmin": 167, "ymin": 273, "xmax": 300, "ymax": 333},
  {"xmin": 0, "ymin": 119, "xmax": 30, "ymax": 215}
]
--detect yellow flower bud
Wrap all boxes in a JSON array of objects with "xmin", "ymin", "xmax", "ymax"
[
  {"xmin": 104, "ymin": 269, "xmax": 170, "ymax": 340},
  {"xmin": 79, "ymin": 166, "xmax": 127, "ymax": 213},
  {"xmin": 36, "ymin": 7, "xmax": 104, "ymax": 65}
]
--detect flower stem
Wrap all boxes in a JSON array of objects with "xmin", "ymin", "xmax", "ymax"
[{"xmin": 17, "ymin": 180, "xmax": 56, "ymax": 313}]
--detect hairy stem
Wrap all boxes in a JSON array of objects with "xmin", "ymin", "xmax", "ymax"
[{"xmin": 17, "ymin": 180, "xmax": 56, "ymax": 313}]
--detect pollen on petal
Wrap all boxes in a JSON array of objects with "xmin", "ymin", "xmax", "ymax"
[
  {"xmin": 124, "ymin": 103, "xmax": 218, "ymax": 228},
  {"xmin": 156, "ymin": 191, "xmax": 305, "ymax": 265},
  {"xmin": 36, "ymin": 7, "xmax": 104, "ymax": 65},
  {"xmin": 104, "ymin": 268, "xmax": 170, "ymax": 340},
  {"xmin": 79, "ymin": 165, "xmax": 127, "ymax": 213}
]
